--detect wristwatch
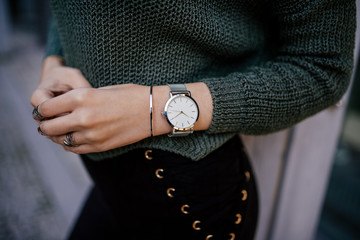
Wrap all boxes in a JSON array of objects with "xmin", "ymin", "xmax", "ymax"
[{"xmin": 163, "ymin": 84, "xmax": 199, "ymax": 137}]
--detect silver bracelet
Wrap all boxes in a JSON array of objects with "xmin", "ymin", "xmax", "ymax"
[{"xmin": 150, "ymin": 86, "xmax": 153, "ymax": 137}]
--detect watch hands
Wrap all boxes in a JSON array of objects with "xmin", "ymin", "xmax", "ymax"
[
  {"xmin": 170, "ymin": 111, "xmax": 192, "ymax": 121},
  {"xmin": 170, "ymin": 112, "xmax": 182, "ymax": 121},
  {"xmin": 180, "ymin": 111, "xmax": 190, "ymax": 118}
]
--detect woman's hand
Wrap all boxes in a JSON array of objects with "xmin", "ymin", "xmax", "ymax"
[
  {"xmin": 30, "ymin": 56, "xmax": 92, "ymax": 108},
  {"xmin": 37, "ymin": 84, "xmax": 152, "ymax": 154},
  {"xmin": 32, "ymin": 57, "xmax": 213, "ymax": 154},
  {"xmin": 35, "ymin": 82, "xmax": 213, "ymax": 154}
]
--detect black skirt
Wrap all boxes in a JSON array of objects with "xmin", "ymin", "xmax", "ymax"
[{"xmin": 67, "ymin": 136, "xmax": 259, "ymax": 240}]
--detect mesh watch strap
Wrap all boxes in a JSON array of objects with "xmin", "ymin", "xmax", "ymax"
[{"xmin": 168, "ymin": 84, "xmax": 190, "ymax": 96}]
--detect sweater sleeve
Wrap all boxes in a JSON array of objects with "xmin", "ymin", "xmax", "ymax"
[
  {"xmin": 203, "ymin": 0, "xmax": 356, "ymax": 135},
  {"xmin": 44, "ymin": 16, "xmax": 64, "ymax": 59}
]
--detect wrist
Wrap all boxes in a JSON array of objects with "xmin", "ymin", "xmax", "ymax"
[
  {"xmin": 42, "ymin": 56, "xmax": 65, "ymax": 74},
  {"xmin": 152, "ymin": 85, "xmax": 173, "ymax": 136},
  {"xmin": 185, "ymin": 82, "xmax": 213, "ymax": 131}
]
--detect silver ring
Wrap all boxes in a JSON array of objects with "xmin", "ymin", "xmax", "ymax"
[
  {"xmin": 37, "ymin": 126, "xmax": 46, "ymax": 136},
  {"xmin": 64, "ymin": 132, "xmax": 76, "ymax": 147},
  {"xmin": 32, "ymin": 105, "xmax": 44, "ymax": 120},
  {"xmin": 63, "ymin": 139, "xmax": 72, "ymax": 147}
]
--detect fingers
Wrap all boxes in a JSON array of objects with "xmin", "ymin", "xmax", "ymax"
[
  {"xmin": 47, "ymin": 132, "xmax": 97, "ymax": 154},
  {"xmin": 31, "ymin": 88, "xmax": 60, "ymax": 122},
  {"xmin": 30, "ymin": 88, "xmax": 56, "ymax": 108},
  {"xmin": 32, "ymin": 62, "xmax": 92, "ymax": 109},
  {"xmin": 31, "ymin": 83, "xmax": 92, "ymax": 120},
  {"xmin": 32, "ymin": 105, "xmax": 45, "ymax": 121},
  {"xmin": 31, "ymin": 99, "xmax": 71, "ymax": 122},
  {"xmin": 34, "ymin": 87, "xmax": 98, "ymax": 137},
  {"xmin": 38, "ymin": 113, "xmax": 76, "ymax": 136},
  {"xmin": 35, "ymin": 89, "xmax": 83, "ymax": 119},
  {"xmin": 49, "ymin": 132, "xmax": 82, "ymax": 147}
]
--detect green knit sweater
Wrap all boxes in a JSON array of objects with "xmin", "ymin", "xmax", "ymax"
[{"xmin": 46, "ymin": 0, "xmax": 356, "ymax": 161}]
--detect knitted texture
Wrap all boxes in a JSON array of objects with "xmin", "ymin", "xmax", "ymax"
[{"xmin": 46, "ymin": 0, "xmax": 355, "ymax": 161}]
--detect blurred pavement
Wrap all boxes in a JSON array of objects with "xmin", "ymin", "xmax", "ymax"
[{"xmin": 0, "ymin": 30, "xmax": 91, "ymax": 240}]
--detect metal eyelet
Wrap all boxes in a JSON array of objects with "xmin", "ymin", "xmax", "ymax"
[
  {"xmin": 144, "ymin": 150, "xmax": 153, "ymax": 160},
  {"xmin": 235, "ymin": 213, "xmax": 242, "ymax": 224},
  {"xmin": 167, "ymin": 188, "xmax": 175, "ymax": 198},
  {"xmin": 241, "ymin": 190, "xmax": 247, "ymax": 201},
  {"xmin": 229, "ymin": 233, "xmax": 235, "ymax": 240},
  {"xmin": 205, "ymin": 235, "xmax": 213, "ymax": 239},
  {"xmin": 181, "ymin": 204, "xmax": 190, "ymax": 214},
  {"xmin": 155, "ymin": 169, "xmax": 164, "ymax": 179},
  {"xmin": 192, "ymin": 220, "xmax": 201, "ymax": 230},
  {"xmin": 244, "ymin": 171, "xmax": 250, "ymax": 182}
]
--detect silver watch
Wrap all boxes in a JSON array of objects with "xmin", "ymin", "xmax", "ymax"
[{"xmin": 163, "ymin": 84, "xmax": 199, "ymax": 137}]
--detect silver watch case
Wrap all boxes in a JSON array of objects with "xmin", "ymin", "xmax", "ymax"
[{"xmin": 163, "ymin": 91, "xmax": 199, "ymax": 137}]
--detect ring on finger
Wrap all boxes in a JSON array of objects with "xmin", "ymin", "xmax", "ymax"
[
  {"xmin": 37, "ymin": 126, "xmax": 46, "ymax": 136},
  {"xmin": 32, "ymin": 105, "xmax": 44, "ymax": 120},
  {"xmin": 63, "ymin": 132, "xmax": 77, "ymax": 147}
]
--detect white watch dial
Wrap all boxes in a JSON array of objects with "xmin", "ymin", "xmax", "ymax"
[{"xmin": 165, "ymin": 95, "xmax": 199, "ymax": 129}]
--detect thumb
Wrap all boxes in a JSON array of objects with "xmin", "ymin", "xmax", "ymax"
[
  {"xmin": 30, "ymin": 88, "xmax": 55, "ymax": 107},
  {"xmin": 70, "ymin": 73, "xmax": 93, "ymax": 89}
]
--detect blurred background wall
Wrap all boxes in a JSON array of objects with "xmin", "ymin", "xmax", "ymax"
[
  {"xmin": 316, "ymin": 44, "xmax": 360, "ymax": 239},
  {"xmin": 0, "ymin": 1, "xmax": 91, "ymax": 240},
  {"xmin": 0, "ymin": 0, "xmax": 359, "ymax": 240}
]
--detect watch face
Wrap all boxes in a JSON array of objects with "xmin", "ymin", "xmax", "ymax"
[{"xmin": 165, "ymin": 95, "xmax": 199, "ymax": 129}]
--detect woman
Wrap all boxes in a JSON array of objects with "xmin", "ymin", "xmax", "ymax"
[{"xmin": 31, "ymin": 1, "xmax": 356, "ymax": 239}]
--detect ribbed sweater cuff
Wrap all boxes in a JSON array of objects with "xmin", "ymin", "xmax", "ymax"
[{"xmin": 203, "ymin": 76, "xmax": 248, "ymax": 134}]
